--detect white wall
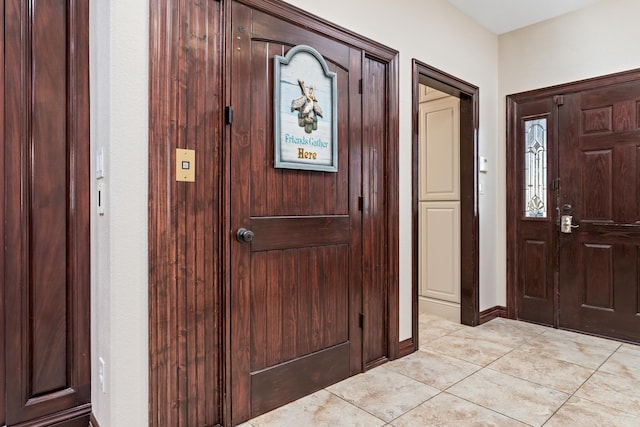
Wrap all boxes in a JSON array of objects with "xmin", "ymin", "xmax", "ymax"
[
  {"xmin": 90, "ymin": 0, "xmax": 499, "ymax": 424},
  {"xmin": 496, "ymin": 0, "xmax": 640, "ymax": 306},
  {"xmin": 91, "ymin": 0, "xmax": 149, "ymax": 425},
  {"xmin": 286, "ymin": 0, "xmax": 501, "ymax": 336}
]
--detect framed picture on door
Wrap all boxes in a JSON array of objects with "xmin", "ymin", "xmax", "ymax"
[{"xmin": 274, "ymin": 44, "xmax": 338, "ymax": 172}]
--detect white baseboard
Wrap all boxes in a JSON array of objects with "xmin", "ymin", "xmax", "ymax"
[{"xmin": 419, "ymin": 297, "xmax": 460, "ymax": 323}]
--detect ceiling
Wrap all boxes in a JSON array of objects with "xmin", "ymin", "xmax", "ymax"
[{"xmin": 447, "ymin": 0, "xmax": 603, "ymax": 34}]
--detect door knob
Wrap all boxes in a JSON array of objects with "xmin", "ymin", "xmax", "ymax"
[{"xmin": 236, "ymin": 228, "xmax": 254, "ymax": 243}]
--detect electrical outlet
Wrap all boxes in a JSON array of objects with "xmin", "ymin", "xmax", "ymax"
[{"xmin": 98, "ymin": 357, "xmax": 106, "ymax": 393}]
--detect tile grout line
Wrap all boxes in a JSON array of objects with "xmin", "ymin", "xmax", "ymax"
[{"xmin": 539, "ymin": 341, "xmax": 623, "ymax": 426}]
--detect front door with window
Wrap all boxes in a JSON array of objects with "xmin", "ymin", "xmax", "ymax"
[{"xmin": 508, "ymin": 70, "xmax": 640, "ymax": 343}]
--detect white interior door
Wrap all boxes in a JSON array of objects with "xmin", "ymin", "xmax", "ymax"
[{"xmin": 418, "ymin": 90, "xmax": 461, "ymax": 322}]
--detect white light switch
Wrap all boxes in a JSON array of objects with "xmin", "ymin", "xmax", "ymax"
[
  {"xmin": 96, "ymin": 147, "xmax": 105, "ymax": 179},
  {"xmin": 479, "ymin": 156, "xmax": 488, "ymax": 173}
]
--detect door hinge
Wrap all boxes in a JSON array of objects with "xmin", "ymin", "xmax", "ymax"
[
  {"xmin": 553, "ymin": 95, "xmax": 564, "ymax": 106},
  {"xmin": 358, "ymin": 79, "xmax": 363, "ymax": 94},
  {"xmin": 359, "ymin": 313, "xmax": 364, "ymax": 328},
  {"xmin": 358, "ymin": 196, "xmax": 364, "ymax": 211},
  {"xmin": 225, "ymin": 106, "xmax": 234, "ymax": 124},
  {"xmin": 550, "ymin": 178, "xmax": 560, "ymax": 190}
]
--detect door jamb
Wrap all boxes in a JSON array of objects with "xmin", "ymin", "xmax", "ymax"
[{"xmin": 411, "ymin": 60, "xmax": 480, "ymax": 350}]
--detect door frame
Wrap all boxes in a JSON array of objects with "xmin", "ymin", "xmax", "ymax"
[
  {"xmin": 506, "ymin": 67, "xmax": 640, "ymax": 322},
  {"xmin": 411, "ymin": 60, "xmax": 480, "ymax": 349}
]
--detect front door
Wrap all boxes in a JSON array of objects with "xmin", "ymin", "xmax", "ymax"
[
  {"xmin": 558, "ymin": 80, "xmax": 640, "ymax": 342},
  {"xmin": 229, "ymin": 2, "xmax": 363, "ymax": 423},
  {"xmin": 509, "ymin": 71, "xmax": 640, "ymax": 343}
]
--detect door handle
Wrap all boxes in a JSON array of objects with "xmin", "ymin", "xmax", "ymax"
[
  {"xmin": 236, "ymin": 228, "xmax": 255, "ymax": 243},
  {"xmin": 560, "ymin": 215, "xmax": 579, "ymax": 233}
]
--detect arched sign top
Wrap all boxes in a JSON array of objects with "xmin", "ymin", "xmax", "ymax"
[{"xmin": 274, "ymin": 45, "xmax": 338, "ymax": 172}]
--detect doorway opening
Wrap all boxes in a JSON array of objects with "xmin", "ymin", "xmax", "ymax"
[{"xmin": 411, "ymin": 60, "xmax": 479, "ymax": 350}]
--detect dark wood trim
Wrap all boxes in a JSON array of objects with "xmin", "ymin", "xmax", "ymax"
[
  {"xmin": 479, "ymin": 306, "xmax": 508, "ymax": 325},
  {"xmin": 9, "ymin": 404, "xmax": 91, "ymax": 427},
  {"xmin": 398, "ymin": 338, "xmax": 415, "ymax": 358},
  {"xmin": 506, "ymin": 68, "xmax": 640, "ymax": 103},
  {"xmin": 0, "ymin": 1, "xmax": 6, "ymax": 423},
  {"xmin": 386, "ymin": 53, "xmax": 401, "ymax": 361},
  {"xmin": 506, "ymin": 96, "xmax": 518, "ymax": 319},
  {"xmin": 411, "ymin": 59, "xmax": 480, "ymax": 345},
  {"xmin": 148, "ymin": 1, "xmax": 224, "ymax": 426},
  {"xmin": 90, "ymin": 413, "xmax": 100, "ymax": 427},
  {"xmin": 234, "ymin": 0, "xmax": 398, "ymax": 62}
]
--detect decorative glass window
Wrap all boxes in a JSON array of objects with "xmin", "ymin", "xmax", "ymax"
[{"xmin": 524, "ymin": 118, "xmax": 547, "ymax": 218}]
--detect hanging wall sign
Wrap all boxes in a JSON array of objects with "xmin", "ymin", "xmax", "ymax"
[{"xmin": 274, "ymin": 45, "xmax": 338, "ymax": 172}]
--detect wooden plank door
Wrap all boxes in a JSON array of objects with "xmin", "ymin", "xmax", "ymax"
[
  {"xmin": 558, "ymin": 80, "xmax": 640, "ymax": 342},
  {"xmin": 229, "ymin": 2, "xmax": 363, "ymax": 423}
]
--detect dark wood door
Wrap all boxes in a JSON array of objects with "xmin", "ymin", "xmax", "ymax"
[
  {"xmin": 511, "ymin": 98, "xmax": 558, "ymax": 326},
  {"xmin": 558, "ymin": 80, "xmax": 640, "ymax": 342},
  {"xmin": 229, "ymin": 2, "xmax": 363, "ymax": 423},
  {"xmin": 2, "ymin": 0, "xmax": 90, "ymax": 425}
]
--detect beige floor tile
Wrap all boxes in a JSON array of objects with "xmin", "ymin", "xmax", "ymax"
[
  {"xmin": 248, "ymin": 390, "xmax": 385, "ymax": 427},
  {"xmin": 544, "ymin": 396, "xmax": 640, "ymax": 427},
  {"xmin": 326, "ymin": 366, "xmax": 439, "ymax": 422},
  {"xmin": 488, "ymin": 347, "xmax": 594, "ymax": 393},
  {"xmin": 390, "ymin": 392, "xmax": 528, "ymax": 427},
  {"xmin": 520, "ymin": 333, "xmax": 616, "ymax": 369},
  {"xmin": 424, "ymin": 334, "xmax": 515, "ymax": 366},
  {"xmin": 618, "ymin": 342, "xmax": 640, "ymax": 357},
  {"xmin": 599, "ymin": 349, "xmax": 640, "ymax": 381},
  {"xmin": 477, "ymin": 317, "xmax": 549, "ymax": 340},
  {"xmin": 540, "ymin": 328, "xmax": 621, "ymax": 351},
  {"xmin": 574, "ymin": 370, "xmax": 640, "ymax": 416},
  {"xmin": 447, "ymin": 369, "xmax": 568, "ymax": 426},
  {"xmin": 451, "ymin": 326, "xmax": 530, "ymax": 348},
  {"xmin": 386, "ymin": 349, "xmax": 481, "ymax": 390},
  {"xmin": 418, "ymin": 314, "xmax": 466, "ymax": 345}
]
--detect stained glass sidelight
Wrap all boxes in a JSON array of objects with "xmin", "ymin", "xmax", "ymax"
[{"xmin": 524, "ymin": 118, "xmax": 547, "ymax": 218}]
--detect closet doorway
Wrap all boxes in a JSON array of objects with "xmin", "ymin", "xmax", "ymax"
[{"xmin": 411, "ymin": 60, "xmax": 479, "ymax": 349}]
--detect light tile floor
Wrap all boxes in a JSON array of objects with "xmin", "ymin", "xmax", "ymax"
[{"xmin": 242, "ymin": 314, "xmax": 640, "ymax": 426}]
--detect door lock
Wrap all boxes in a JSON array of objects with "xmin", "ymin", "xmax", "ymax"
[
  {"xmin": 236, "ymin": 228, "xmax": 255, "ymax": 243},
  {"xmin": 560, "ymin": 215, "xmax": 579, "ymax": 233}
]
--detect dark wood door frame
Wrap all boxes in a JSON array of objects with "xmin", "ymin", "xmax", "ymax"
[
  {"xmin": 411, "ymin": 60, "xmax": 480, "ymax": 350},
  {"xmin": 506, "ymin": 67, "xmax": 640, "ymax": 325}
]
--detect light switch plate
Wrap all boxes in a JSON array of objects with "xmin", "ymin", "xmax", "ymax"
[
  {"xmin": 96, "ymin": 147, "xmax": 104, "ymax": 179},
  {"xmin": 176, "ymin": 149, "xmax": 195, "ymax": 182},
  {"xmin": 479, "ymin": 156, "xmax": 488, "ymax": 173}
]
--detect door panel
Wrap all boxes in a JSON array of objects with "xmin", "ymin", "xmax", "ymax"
[
  {"xmin": 559, "ymin": 81, "xmax": 640, "ymax": 342},
  {"xmin": 418, "ymin": 97, "xmax": 460, "ymax": 201},
  {"xmin": 229, "ymin": 2, "xmax": 362, "ymax": 422},
  {"xmin": 419, "ymin": 202, "xmax": 461, "ymax": 303},
  {"xmin": 3, "ymin": 0, "xmax": 90, "ymax": 424},
  {"xmin": 512, "ymin": 98, "xmax": 558, "ymax": 326}
]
